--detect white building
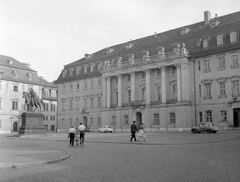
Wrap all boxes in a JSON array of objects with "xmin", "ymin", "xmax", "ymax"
[{"xmin": 55, "ymin": 11, "xmax": 240, "ymax": 132}]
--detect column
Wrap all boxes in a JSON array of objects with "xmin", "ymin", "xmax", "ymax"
[
  {"xmin": 106, "ymin": 76, "xmax": 111, "ymax": 108},
  {"xmin": 161, "ymin": 66, "xmax": 166, "ymax": 103},
  {"xmin": 117, "ymin": 75, "xmax": 122, "ymax": 107},
  {"xmin": 181, "ymin": 63, "xmax": 189, "ymax": 101},
  {"xmin": 102, "ymin": 77, "xmax": 107, "ymax": 108},
  {"xmin": 145, "ymin": 69, "xmax": 151, "ymax": 104},
  {"xmin": 176, "ymin": 64, "xmax": 182, "ymax": 102},
  {"xmin": 131, "ymin": 72, "xmax": 135, "ymax": 102}
]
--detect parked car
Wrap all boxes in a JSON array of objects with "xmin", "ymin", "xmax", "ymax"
[
  {"xmin": 98, "ymin": 125, "xmax": 113, "ymax": 133},
  {"xmin": 191, "ymin": 122, "xmax": 219, "ymax": 134}
]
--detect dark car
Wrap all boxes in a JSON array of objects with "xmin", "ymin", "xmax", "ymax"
[{"xmin": 191, "ymin": 122, "xmax": 219, "ymax": 134}]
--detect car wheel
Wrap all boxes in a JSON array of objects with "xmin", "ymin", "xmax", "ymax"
[
  {"xmin": 206, "ymin": 130, "xmax": 211, "ymax": 134},
  {"xmin": 98, "ymin": 130, "xmax": 101, "ymax": 133},
  {"xmin": 191, "ymin": 129, "xmax": 197, "ymax": 134},
  {"xmin": 212, "ymin": 131, "xmax": 217, "ymax": 133},
  {"xmin": 110, "ymin": 131, "xmax": 113, "ymax": 133}
]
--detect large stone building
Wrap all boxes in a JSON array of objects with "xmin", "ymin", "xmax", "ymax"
[
  {"xmin": 55, "ymin": 11, "xmax": 240, "ymax": 132},
  {"xmin": 0, "ymin": 55, "xmax": 58, "ymax": 134}
]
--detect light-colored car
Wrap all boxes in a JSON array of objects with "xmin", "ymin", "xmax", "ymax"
[
  {"xmin": 98, "ymin": 125, "xmax": 113, "ymax": 133},
  {"xmin": 191, "ymin": 122, "xmax": 219, "ymax": 134}
]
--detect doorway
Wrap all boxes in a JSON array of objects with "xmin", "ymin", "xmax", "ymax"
[
  {"xmin": 136, "ymin": 112, "xmax": 142, "ymax": 129},
  {"xmin": 83, "ymin": 116, "xmax": 88, "ymax": 129},
  {"xmin": 233, "ymin": 108, "xmax": 240, "ymax": 127},
  {"xmin": 13, "ymin": 122, "xmax": 18, "ymax": 132}
]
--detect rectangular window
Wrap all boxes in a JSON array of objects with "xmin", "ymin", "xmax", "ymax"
[
  {"xmin": 91, "ymin": 80, "xmax": 94, "ymax": 88},
  {"xmin": 98, "ymin": 79, "xmax": 101, "ymax": 87},
  {"xmin": 218, "ymin": 57, "xmax": 225, "ymax": 68},
  {"xmin": 153, "ymin": 114, "xmax": 160, "ymax": 125},
  {"xmin": 84, "ymin": 98, "xmax": 87, "ymax": 108},
  {"xmin": 199, "ymin": 85, "xmax": 201, "ymax": 98},
  {"xmin": 62, "ymin": 100, "xmax": 65, "ymax": 111},
  {"xmin": 203, "ymin": 59, "xmax": 210, "ymax": 70},
  {"xmin": 205, "ymin": 110, "xmax": 212, "ymax": 122},
  {"xmin": 90, "ymin": 117, "xmax": 93, "ymax": 126},
  {"xmin": 203, "ymin": 39, "xmax": 208, "ymax": 48},
  {"xmin": 142, "ymin": 72, "xmax": 146, "ymax": 80},
  {"xmin": 12, "ymin": 101, "xmax": 18, "ymax": 110},
  {"xmin": 128, "ymin": 90, "xmax": 131, "ymax": 103},
  {"xmin": 205, "ymin": 83, "xmax": 211, "ymax": 98},
  {"xmin": 232, "ymin": 80, "xmax": 239, "ymax": 95},
  {"xmin": 157, "ymin": 69, "xmax": 161, "ymax": 77},
  {"xmin": 97, "ymin": 117, "xmax": 101, "ymax": 126},
  {"xmin": 98, "ymin": 96, "xmax": 101, "ymax": 107},
  {"xmin": 70, "ymin": 84, "xmax": 73, "ymax": 92},
  {"xmin": 84, "ymin": 82, "xmax": 87, "ymax": 89},
  {"xmin": 124, "ymin": 115, "xmax": 129, "ymax": 125},
  {"xmin": 199, "ymin": 112, "xmax": 202, "ymax": 123},
  {"xmin": 112, "ymin": 116, "xmax": 116, "ymax": 125},
  {"xmin": 169, "ymin": 113, "xmax": 175, "ymax": 123},
  {"xmin": 219, "ymin": 82, "xmax": 226, "ymax": 96},
  {"xmin": 221, "ymin": 110, "xmax": 227, "ymax": 122},
  {"xmin": 51, "ymin": 125, "xmax": 55, "ymax": 131},
  {"xmin": 157, "ymin": 86, "xmax": 161, "ymax": 100},
  {"xmin": 90, "ymin": 98, "xmax": 94, "ymax": 108},
  {"xmin": 69, "ymin": 100, "xmax": 73, "ymax": 111},
  {"xmin": 232, "ymin": 55, "xmax": 239, "ymax": 66},
  {"xmin": 90, "ymin": 65, "xmax": 93, "ymax": 72},
  {"xmin": 77, "ymin": 83, "xmax": 80, "ymax": 90},
  {"xmin": 142, "ymin": 88, "xmax": 146, "ymax": 100},
  {"xmin": 46, "ymin": 116, "xmax": 48, "ymax": 121},
  {"xmin": 230, "ymin": 32, "xmax": 237, "ymax": 43},
  {"xmin": 217, "ymin": 35, "xmax": 224, "ymax": 45},
  {"xmin": 198, "ymin": 61, "xmax": 201, "ymax": 71},
  {"xmin": 13, "ymin": 86, "xmax": 18, "ymax": 92},
  {"xmin": 84, "ymin": 66, "xmax": 87, "ymax": 73},
  {"xmin": 127, "ymin": 75, "xmax": 131, "ymax": 82}
]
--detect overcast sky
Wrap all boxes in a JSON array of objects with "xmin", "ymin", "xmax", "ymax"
[{"xmin": 0, "ymin": 0, "xmax": 239, "ymax": 82}]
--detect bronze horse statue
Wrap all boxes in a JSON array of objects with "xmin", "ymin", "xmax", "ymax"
[{"xmin": 22, "ymin": 91, "xmax": 44, "ymax": 112}]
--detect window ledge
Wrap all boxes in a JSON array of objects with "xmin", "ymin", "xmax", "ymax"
[
  {"xmin": 218, "ymin": 95, "xmax": 227, "ymax": 98},
  {"xmin": 203, "ymin": 69, "xmax": 211, "ymax": 73},
  {"xmin": 204, "ymin": 96, "xmax": 212, "ymax": 100},
  {"xmin": 231, "ymin": 64, "xmax": 239, "ymax": 69},
  {"xmin": 217, "ymin": 67, "xmax": 226, "ymax": 71}
]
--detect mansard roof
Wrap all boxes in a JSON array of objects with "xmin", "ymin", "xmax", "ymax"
[
  {"xmin": 55, "ymin": 11, "xmax": 240, "ymax": 84},
  {"xmin": 0, "ymin": 54, "xmax": 40, "ymax": 84}
]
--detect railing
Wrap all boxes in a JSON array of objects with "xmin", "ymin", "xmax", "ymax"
[
  {"xmin": 150, "ymin": 100, "xmax": 162, "ymax": 105},
  {"xmin": 104, "ymin": 48, "xmax": 189, "ymax": 71},
  {"xmin": 110, "ymin": 104, "xmax": 118, "ymax": 108},
  {"xmin": 166, "ymin": 99, "xmax": 177, "ymax": 104}
]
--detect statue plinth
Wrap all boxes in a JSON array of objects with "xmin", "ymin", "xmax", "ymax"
[{"xmin": 19, "ymin": 112, "xmax": 45, "ymax": 134}]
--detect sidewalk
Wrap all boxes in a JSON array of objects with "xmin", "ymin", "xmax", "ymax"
[{"xmin": 1, "ymin": 131, "xmax": 240, "ymax": 170}]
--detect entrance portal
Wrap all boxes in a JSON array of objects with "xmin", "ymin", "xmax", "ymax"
[
  {"xmin": 83, "ymin": 116, "xmax": 88, "ymax": 129},
  {"xmin": 233, "ymin": 108, "xmax": 240, "ymax": 127},
  {"xmin": 136, "ymin": 112, "xmax": 142, "ymax": 129}
]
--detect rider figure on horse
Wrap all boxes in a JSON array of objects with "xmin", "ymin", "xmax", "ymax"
[{"xmin": 28, "ymin": 88, "xmax": 37, "ymax": 107}]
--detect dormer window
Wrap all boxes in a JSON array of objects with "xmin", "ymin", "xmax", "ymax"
[
  {"xmin": 69, "ymin": 68, "xmax": 74, "ymax": 77},
  {"xmin": 90, "ymin": 64, "xmax": 95, "ymax": 72},
  {"xmin": 85, "ymin": 53, "xmax": 92, "ymax": 60},
  {"xmin": 106, "ymin": 48, "xmax": 114, "ymax": 54},
  {"xmin": 180, "ymin": 27, "xmax": 191, "ymax": 35},
  {"xmin": 217, "ymin": 34, "xmax": 224, "ymax": 46},
  {"xmin": 7, "ymin": 60, "xmax": 13, "ymax": 65},
  {"xmin": 203, "ymin": 39, "xmax": 209, "ymax": 48},
  {"xmin": 97, "ymin": 62, "xmax": 102, "ymax": 71},
  {"xmin": 76, "ymin": 66, "xmax": 81, "ymax": 75},
  {"xmin": 27, "ymin": 73, "xmax": 32, "ymax": 81},
  {"xmin": 63, "ymin": 69, "xmax": 68, "ymax": 78},
  {"xmin": 210, "ymin": 19, "xmax": 220, "ymax": 27},
  {"xmin": 230, "ymin": 32, "xmax": 237, "ymax": 43},
  {"xmin": 125, "ymin": 43, "xmax": 134, "ymax": 49},
  {"xmin": 13, "ymin": 85, "xmax": 18, "ymax": 92},
  {"xmin": 84, "ymin": 65, "xmax": 88, "ymax": 74},
  {"xmin": 12, "ymin": 70, "xmax": 18, "ymax": 78}
]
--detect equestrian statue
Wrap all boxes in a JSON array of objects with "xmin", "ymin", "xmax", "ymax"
[{"xmin": 22, "ymin": 88, "xmax": 44, "ymax": 112}]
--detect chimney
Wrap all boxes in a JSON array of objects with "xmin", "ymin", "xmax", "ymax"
[{"xmin": 204, "ymin": 11, "xmax": 211, "ymax": 24}]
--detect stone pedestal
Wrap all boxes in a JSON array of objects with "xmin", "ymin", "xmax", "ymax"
[{"xmin": 19, "ymin": 112, "xmax": 45, "ymax": 134}]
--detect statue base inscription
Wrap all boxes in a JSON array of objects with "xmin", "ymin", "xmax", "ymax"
[{"xmin": 19, "ymin": 112, "xmax": 45, "ymax": 134}]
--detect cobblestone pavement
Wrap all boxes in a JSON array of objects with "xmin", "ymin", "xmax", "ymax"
[{"xmin": 0, "ymin": 131, "xmax": 240, "ymax": 182}]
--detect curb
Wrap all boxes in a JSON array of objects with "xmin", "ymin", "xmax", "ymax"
[{"xmin": 1, "ymin": 151, "xmax": 71, "ymax": 170}]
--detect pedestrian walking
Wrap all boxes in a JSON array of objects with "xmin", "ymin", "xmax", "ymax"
[
  {"xmin": 68, "ymin": 126, "xmax": 76, "ymax": 146},
  {"xmin": 78, "ymin": 123, "xmax": 86, "ymax": 145},
  {"xmin": 138, "ymin": 123, "xmax": 146, "ymax": 142},
  {"xmin": 130, "ymin": 121, "xmax": 138, "ymax": 142}
]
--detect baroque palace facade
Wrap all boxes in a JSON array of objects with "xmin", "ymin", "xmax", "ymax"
[
  {"xmin": 55, "ymin": 11, "xmax": 240, "ymax": 132},
  {"xmin": 0, "ymin": 55, "xmax": 57, "ymax": 134}
]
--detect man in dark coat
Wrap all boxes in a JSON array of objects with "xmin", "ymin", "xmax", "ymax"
[{"xmin": 130, "ymin": 121, "xmax": 138, "ymax": 142}]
